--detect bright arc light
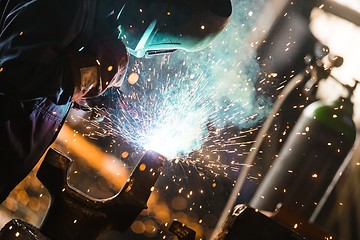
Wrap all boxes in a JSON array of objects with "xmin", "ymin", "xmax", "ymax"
[{"xmin": 142, "ymin": 111, "xmax": 206, "ymax": 159}]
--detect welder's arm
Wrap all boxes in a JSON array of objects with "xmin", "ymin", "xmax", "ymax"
[
  {"xmin": 0, "ymin": 0, "xmax": 88, "ymax": 104},
  {"xmin": 0, "ymin": 0, "xmax": 128, "ymax": 105}
]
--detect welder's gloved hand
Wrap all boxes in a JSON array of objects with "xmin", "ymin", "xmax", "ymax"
[{"xmin": 68, "ymin": 35, "xmax": 129, "ymax": 105}]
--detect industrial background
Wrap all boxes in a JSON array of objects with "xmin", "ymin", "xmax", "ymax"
[{"xmin": 1, "ymin": 0, "xmax": 360, "ymax": 239}]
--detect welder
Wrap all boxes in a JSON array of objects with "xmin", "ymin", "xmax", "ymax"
[{"xmin": 0, "ymin": 0, "xmax": 231, "ymax": 203}]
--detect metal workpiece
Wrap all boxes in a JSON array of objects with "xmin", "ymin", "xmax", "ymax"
[
  {"xmin": 0, "ymin": 219, "xmax": 48, "ymax": 240},
  {"xmin": 36, "ymin": 148, "xmax": 165, "ymax": 240},
  {"xmin": 169, "ymin": 220, "xmax": 196, "ymax": 240},
  {"xmin": 212, "ymin": 204, "xmax": 305, "ymax": 240}
]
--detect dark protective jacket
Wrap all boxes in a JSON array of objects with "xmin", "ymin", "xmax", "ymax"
[{"xmin": 0, "ymin": 0, "xmax": 126, "ymax": 202}]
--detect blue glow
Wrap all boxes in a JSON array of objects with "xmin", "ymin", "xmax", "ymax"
[{"xmin": 94, "ymin": 0, "xmax": 270, "ymax": 160}]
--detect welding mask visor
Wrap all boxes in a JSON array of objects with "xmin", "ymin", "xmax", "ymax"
[{"xmin": 117, "ymin": 0, "xmax": 232, "ymax": 58}]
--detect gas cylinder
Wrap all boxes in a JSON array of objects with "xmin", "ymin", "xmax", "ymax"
[
  {"xmin": 250, "ymin": 89, "xmax": 357, "ymax": 219},
  {"xmin": 242, "ymin": 53, "xmax": 342, "ymax": 201}
]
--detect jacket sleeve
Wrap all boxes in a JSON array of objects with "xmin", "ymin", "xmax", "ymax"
[{"xmin": 0, "ymin": 0, "xmax": 90, "ymax": 103}]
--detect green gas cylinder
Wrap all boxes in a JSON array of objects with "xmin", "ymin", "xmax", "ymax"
[{"xmin": 250, "ymin": 94, "xmax": 356, "ymax": 220}]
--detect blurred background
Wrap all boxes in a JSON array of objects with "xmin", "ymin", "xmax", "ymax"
[{"xmin": 2, "ymin": 0, "xmax": 360, "ymax": 239}]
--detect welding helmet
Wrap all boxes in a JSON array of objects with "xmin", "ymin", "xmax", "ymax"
[{"xmin": 116, "ymin": 0, "xmax": 232, "ymax": 58}]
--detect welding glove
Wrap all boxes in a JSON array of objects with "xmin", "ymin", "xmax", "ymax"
[{"xmin": 68, "ymin": 35, "xmax": 129, "ymax": 105}]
